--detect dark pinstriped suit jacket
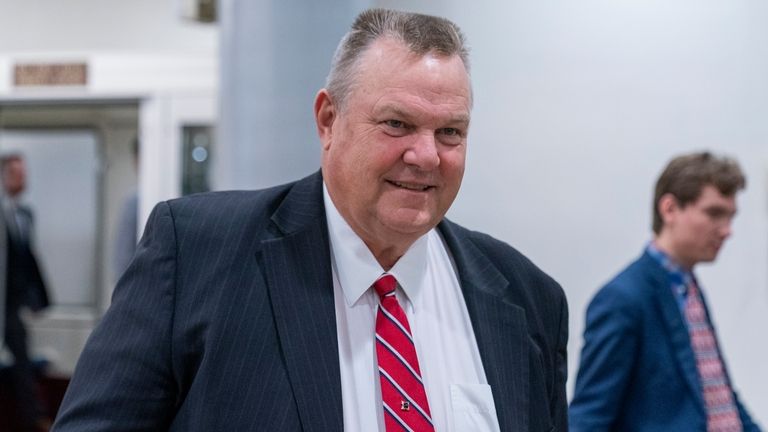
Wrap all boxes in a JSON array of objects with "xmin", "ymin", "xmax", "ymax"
[{"xmin": 53, "ymin": 171, "xmax": 568, "ymax": 432}]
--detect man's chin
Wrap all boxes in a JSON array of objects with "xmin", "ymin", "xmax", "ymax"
[
  {"xmin": 381, "ymin": 214, "xmax": 437, "ymax": 238},
  {"xmin": 699, "ymin": 253, "xmax": 719, "ymax": 264}
]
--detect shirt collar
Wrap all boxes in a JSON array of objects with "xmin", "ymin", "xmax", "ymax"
[
  {"xmin": 323, "ymin": 183, "xmax": 429, "ymax": 308},
  {"xmin": 646, "ymin": 241, "xmax": 694, "ymax": 290}
]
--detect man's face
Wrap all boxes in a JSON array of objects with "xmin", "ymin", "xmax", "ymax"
[
  {"xmin": 663, "ymin": 185, "xmax": 737, "ymax": 267},
  {"xmin": 2, "ymin": 159, "xmax": 26, "ymax": 197},
  {"xmin": 317, "ymin": 38, "xmax": 471, "ymax": 254}
]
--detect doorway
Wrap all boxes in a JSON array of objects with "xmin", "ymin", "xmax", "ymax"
[{"xmin": 0, "ymin": 101, "xmax": 139, "ymax": 375}]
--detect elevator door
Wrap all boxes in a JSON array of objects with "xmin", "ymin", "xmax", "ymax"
[{"xmin": 0, "ymin": 129, "xmax": 99, "ymax": 307}]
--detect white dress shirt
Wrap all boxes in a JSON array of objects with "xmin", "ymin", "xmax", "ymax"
[{"xmin": 323, "ymin": 185, "xmax": 501, "ymax": 432}]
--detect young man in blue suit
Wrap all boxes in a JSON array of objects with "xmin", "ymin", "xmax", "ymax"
[
  {"xmin": 53, "ymin": 9, "xmax": 568, "ymax": 432},
  {"xmin": 570, "ymin": 152, "xmax": 762, "ymax": 431}
]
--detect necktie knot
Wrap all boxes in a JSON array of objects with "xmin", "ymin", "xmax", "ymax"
[
  {"xmin": 686, "ymin": 280, "xmax": 699, "ymax": 297},
  {"xmin": 374, "ymin": 274, "xmax": 397, "ymax": 298}
]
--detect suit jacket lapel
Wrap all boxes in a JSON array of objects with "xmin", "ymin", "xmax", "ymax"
[
  {"xmin": 644, "ymin": 253, "xmax": 706, "ymax": 414},
  {"xmin": 438, "ymin": 221, "xmax": 529, "ymax": 432},
  {"xmin": 259, "ymin": 172, "xmax": 343, "ymax": 432}
]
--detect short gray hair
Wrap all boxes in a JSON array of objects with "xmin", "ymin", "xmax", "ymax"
[{"xmin": 326, "ymin": 8, "xmax": 470, "ymax": 109}]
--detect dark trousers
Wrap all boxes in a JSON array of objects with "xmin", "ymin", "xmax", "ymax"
[{"xmin": 4, "ymin": 312, "xmax": 45, "ymax": 431}]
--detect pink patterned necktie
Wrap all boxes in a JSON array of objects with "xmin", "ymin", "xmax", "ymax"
[
  {"xmin": 685, "ymin": 282, "xmax": 742, "ymax": 432},
  {"xmin": 374, "ymin": 274, "xmax": 435, "ymax": 432}
]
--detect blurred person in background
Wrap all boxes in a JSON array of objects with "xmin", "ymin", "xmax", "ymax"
[
  {"xmin": 570, "ymin": 151, "xmax": 762, "ymax": 431},
  {"xmin": 1, "ymin": 153, "xmax": 51, "ymax": 432},
  {"xmin": 112, "ymin": 138, "xmax": 139, "ymax": 281}
]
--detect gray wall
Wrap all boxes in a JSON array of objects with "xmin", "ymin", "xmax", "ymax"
[{"xmin": 215, "ymin": 0, "xmax": 370, "ymax": 190}]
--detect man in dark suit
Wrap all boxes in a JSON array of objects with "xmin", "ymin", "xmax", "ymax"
[
  {"xmin": 1, "ymin": 153, "xmax": 51, "ymax": 432},
  {"xmin": 53, "ymin": 9, "xmax": 567, "ymax": 431},
  {"xmin": 569, "ymin": 152, "xmax": 762, "ymax": 431}
]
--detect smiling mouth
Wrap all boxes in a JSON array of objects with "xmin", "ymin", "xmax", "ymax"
[{"xmin": 387, "ymin": 180, "xmax": 433, "ymax": 191}]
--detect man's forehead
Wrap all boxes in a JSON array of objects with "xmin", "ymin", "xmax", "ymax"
[
  {"xmin": 1, "ymin": 158, "xmax": 22, "ymax": 172},
  {"xmin": 355, "ymin": 41, "xmax": 471, "ymax": 103},
  {"xmin": 692, "ymin": 185, "xmax": 737, "ymax": 206},
  {"xmin": 358, "ymin": 37, "xmax": 470, "ymax": 80}
]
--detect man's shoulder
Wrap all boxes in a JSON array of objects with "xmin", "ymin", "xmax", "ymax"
[
  {"xmin": 439, "ymin": 219, "xmax": 562, "ymax": 296},
  {"xmin": 441, "ymin": 221, "xmax": 534, "ymax": 266},
  {"xmin": 166, "ymin": 186, "xmax": 288, "ymax": 217},
  {"xmin": 594, "ymin": 251, "xmax": 660, "ymax": 305},
  {"xmin": 164, "ymin": 173, "xmax": 317, "ymax": 221}
]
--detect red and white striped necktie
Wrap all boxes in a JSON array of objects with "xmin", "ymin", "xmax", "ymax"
[
  {"xmin": 374, "ymin": 274, "xmax": 435, "ymax": 432},
  {"xmin": 685, "ymin": 282, "xmax": 742, "ymax": 432}
]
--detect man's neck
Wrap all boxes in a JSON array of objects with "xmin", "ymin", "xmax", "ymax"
[
  {"xmin": 366, "ymin": 242, "xmax": 407, "ymax": 271},
  {"xmin": 653, "ymin": 235, "xmax": 694, "ymax": 270}
]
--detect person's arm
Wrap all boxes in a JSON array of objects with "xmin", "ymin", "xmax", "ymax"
[
  {"xmin": 22, "ymin": 207, "xmax": 50, "ymax": 310},
  {"xmin": 53, "ymin": 201, "xmax": 179, "ymax": 431},
  {"xmin": 552, "ymin": 290, "xmax": 569, "ymax": 431},
  {"xmin": 568, "ymin": 284, "xmax": 638, "ymax": 432}
]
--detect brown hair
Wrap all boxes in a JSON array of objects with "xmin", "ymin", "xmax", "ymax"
[
  {"xmin": 326, "ymin": 8, "xmax": 470, "ymax": 110},
  {"xmin": 652, "ymin": 151, "xmax": 746, "ymax": 233}
]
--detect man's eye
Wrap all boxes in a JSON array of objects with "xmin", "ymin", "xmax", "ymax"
[
  {"xmin": 440, "ymin": 128, "xmax": 459, "ymax": 136},
  {"xmin": 706, "ymin": 209, "xmax": 728, "ymax": 219},
  {"xmin": 437, "ymin": 127, "xmax": 464, "ymax": 145},
  {"xmin": 385, "ymin": 120, "xmax": 405, "ymax": 129}
]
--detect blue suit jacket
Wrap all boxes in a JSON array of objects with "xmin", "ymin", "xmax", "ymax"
[
  {"xmin": 53, "ymin": 172, "xmax": 568, "ymax": 432},
  {"xmin": 569, "ymin": 251, "xmax": 761, "ymax": 432}
]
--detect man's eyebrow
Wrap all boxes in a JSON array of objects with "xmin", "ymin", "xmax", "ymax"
[
  {"xmin": 446, "ymin": 113, "xmax": 470, "ymax": 125},
  {"xmin": 374, "ymin": 105, "xmax": 470, "ymax": 125},
  {"xmin": 374, "ymin": 105, "xmax": 412, "ymax": 119},
  {"xmin": 705, "ymin": 205, "xmax": 737, "ymax": 214}
]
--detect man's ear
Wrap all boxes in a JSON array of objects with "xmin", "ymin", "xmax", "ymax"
[
  {"xmin": 657, "ymin": 193, "xmax": 680, "ymax": 225},
  {"xmin": 314, "ymin": 89, "xmax": 336, "ymax": 151}
]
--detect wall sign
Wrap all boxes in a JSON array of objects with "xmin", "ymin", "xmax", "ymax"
[{"xmin": 13, "ymin": 62, "xmax": 88, "ymax": 86}]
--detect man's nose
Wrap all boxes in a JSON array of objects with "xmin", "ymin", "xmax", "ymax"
[
  {"xmin": 719, "ymin": 219, "xmax": 733, "ymax": 238},
  {"xmin": 403, "ymin": 132, "xmax": 440, "ymax": 170}
]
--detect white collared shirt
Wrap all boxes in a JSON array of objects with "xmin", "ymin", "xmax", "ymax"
[{"xmin": 323, "ymin": 185, "xmax": 500, "ymax": 432}]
